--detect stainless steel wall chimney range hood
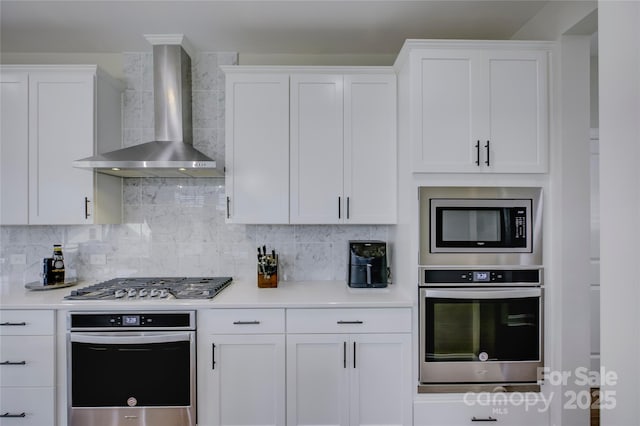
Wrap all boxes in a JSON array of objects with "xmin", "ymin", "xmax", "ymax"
[{"xmin": 74, "ymin": 35, "xmax": 222, "ymax": 178}]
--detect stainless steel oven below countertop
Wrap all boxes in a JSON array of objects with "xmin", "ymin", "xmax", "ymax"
[{"xmin": 67, "ymin": 311, "xmax": 196, "ymax": 426}]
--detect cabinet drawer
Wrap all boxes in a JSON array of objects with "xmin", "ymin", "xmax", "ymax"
[
  {"xmin": 0, "ymin": 336, "xmax": 54, "ymax": 387},
  {"xmin": 198, "ymin": 309, "xmax": 285, "ymax": 334},
  {"xmin": 414, "ymin": 397, "xmax": 550, "ymax": 426},
  {"xmin": 0, "ymin": 310, "xmax": 54, "ymax": 335},
  {"xmin": 286, "ymin": 308, "xmax": 411, "ymax": 333},
  {"xmin": 0, "ymin": 387, "xmax": 54, "ymax": 426}
]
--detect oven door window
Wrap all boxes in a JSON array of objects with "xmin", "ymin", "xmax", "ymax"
[
  {"xmin": 424, "ymin": 291, "xmax": 540, "ymax": 362},
  {"xmin": 71, "ymin": 337, "xmax": 191, "ymax": 407}
]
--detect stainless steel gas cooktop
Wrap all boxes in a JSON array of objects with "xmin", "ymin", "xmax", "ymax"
[{"xmin": 65, "ymin": 277, "xmax": 233, "ymax": 300}]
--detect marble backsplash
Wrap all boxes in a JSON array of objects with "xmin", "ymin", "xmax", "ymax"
[{"xmin": 0, "ymin": 51, "xmax": 390, "ymax": 285}]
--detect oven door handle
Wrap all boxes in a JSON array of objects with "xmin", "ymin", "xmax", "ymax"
[
  {"xmin": 423, "ymin": 288, "xmax": 541, "ymax": 299},
  {"xmin": 69, "ymin": 332, "xmax": 192, "ymax": 345}
]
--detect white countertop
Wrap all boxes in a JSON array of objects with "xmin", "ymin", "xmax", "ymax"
[{"xmin": 0, "ymin": 278, "xmax": 414, "ymax": 310}]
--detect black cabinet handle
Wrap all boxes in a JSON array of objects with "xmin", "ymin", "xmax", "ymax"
[
  {"xmin": 485, "ymin": 140, "xmax": 490, "ymax": 166},
  {"xmin": 0, "ymin": 361, "xmax": 27, "ymax": 366},
  {"xmin": 337, "ymin": 320, "xmax": 363, "ymax": 325},
  {"xmin": 212, "ymin": 343, "xmax": 216, "ymax": 370},
  {"xmin": 0, "ymin": 322, "xmax": 26, "ymax": 327},
  {"xmin": 343, "ymin": 341, "xmax": 347, "ymax": 368},
  {"xmin": 353, "ymin": 341, "xmax": 357, "ymax": 369},
  {"xmin": 232, "ymin": 321, "xmax": 260, "ymax": 325},
  {"xmin": 472, "ymin": 417, "xmax": 497, "ymax": 422},
  {"xmin": 84, "ymin": 196, "xmax": 91, "ymax": 219},
  {"xmin": 475, "ymin": 140, "xmax": 481, "ymax": 166},
  {"xmin": 338, "ymin": 196, "xmax": 342, "ymax": 219},
  {"xmin": 226, "ymin": 197, "xmax": 231, "ymax": 219},
  {"xmin": 1, "ymin": 413, "xmax": 26, "ymax": 418},
  {"xmin": 346, "ymin": 197, "xmax": 350, "ymax": 219}
]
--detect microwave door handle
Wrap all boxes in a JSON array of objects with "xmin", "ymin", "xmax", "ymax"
[
  {"xmin": 69, "ymin": 332, "xmax": 192, "ymax": 345},
  {"xmin": 424, "ymin": 288, "xmax": 541, "ymax": 299},
  {"xmin": 366, "ymin": 263, "xmax": 372, "ymax": 285}
]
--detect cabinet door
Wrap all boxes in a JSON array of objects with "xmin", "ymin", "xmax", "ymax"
[
  {"xmin": 225, "ymin": 73, "xmax": 290, "ymax": 224},
  {"xmin": 290, "ymin": 74, "xmax": 344, "ymax": 224},
  {"xmin": 0, "ymin": 71, "xmax": 29, "ymax": 225},
  {"xmin": 28, "ymin": 71, "xmax": 95, "ymax": 224},
  {"xmin": 199, "ymin": 334, "xmax": 285, "ymax": 426},
  {"xmin": 484, "ymin": 50, "xmax": 549, "ymax": 173},
  {"xmin": 286, "ymin": 334, "xmax": 349, "ymax": 426},
  {"xmin": 349, "ymin": 334, "xmax": 412, "ymax": 426},
  {"xmin": 0, "ymin": 387, "xmax": 55, "ymax": 426},
  {"xmin": 344, "ymin": 74, "xmax": 397, "ymax": 224},
  {"xmin": 415, "ymin": 50, "xmax": 483, "ymax": 172}
]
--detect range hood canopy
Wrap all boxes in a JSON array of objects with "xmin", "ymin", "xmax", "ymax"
[{"xmin": 74, "ymin": 34, "xmax": 222, "ymax": 178}]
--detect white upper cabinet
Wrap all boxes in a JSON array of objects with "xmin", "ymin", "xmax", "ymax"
[
  {"xmin": 0, "ymin": 66, "xmax": 123, "ymax": 225},
  {"xmin": 290, "ymin": 72, "xmax": 397, "ymax": 224},
  {"xmin": 290, "ymin": 74, "xmax": 344, "ymax": 224},
  {"xmin": 396, "ymin": 41, "xmax": 550, "ymax": 173},
  {"xmin": 0, "ymin": 71, "xmax": 29, "ymax": 224},
  {"xmin": 224, "ymin": 73, "xmax": 290, "ymax": 224},
  {"xmin": 223, "ymin": 67, "xmax": 397, "ymax": 225},
  {"xmin": 343, "ymin": 74, "xmax": 397, "ymax": 224}
]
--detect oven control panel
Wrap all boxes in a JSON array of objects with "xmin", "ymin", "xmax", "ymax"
[
  {"xmin": 421, "ymin": 268, "xmax": 542, "ymax": 286},
  {"xmin": 69, "ymin": 311, "xmax": 195, "ymax": 330}
]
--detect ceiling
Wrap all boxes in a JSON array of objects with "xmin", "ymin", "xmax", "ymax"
[{"xmin": 0, "ymin": 1, "xmax": 552, "ymax": 55}]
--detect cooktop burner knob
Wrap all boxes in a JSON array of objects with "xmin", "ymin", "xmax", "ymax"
[
  {"xmin": 150, "ymin": 289, "xmax": 160, "ymax": 297},
  {"xmin": 159, "ymin": 289, "xmax": 169, "ymax": 298},
  {"xmin": 127, "ymin": 289, "xmax": 137, "ymax": 298},
  {"xmin": 138, "ymin": 289, "xmax": 148, "ymax": 297},
  {"xmin": 115, "ymin": 289, "xmax": 126, "ymax": 298}
]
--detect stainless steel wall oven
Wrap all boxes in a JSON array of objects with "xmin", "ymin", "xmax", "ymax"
[
  {"xmin": 67, "ymin": 311, "xmax": 196, "ymax": 426},
  {"xmin": 418, "ymin": 268, "xmax": 543, "ymax": 392}
]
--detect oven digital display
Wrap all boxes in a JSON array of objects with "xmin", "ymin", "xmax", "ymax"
[
  {"xmin": 122, "ymin": 315, "xmax": 141, "ymax": 326},
  {"xmin": 473, "ymin": 271, "xmax": 490, "ymax": 282}
]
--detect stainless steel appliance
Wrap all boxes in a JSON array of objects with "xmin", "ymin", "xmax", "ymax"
[
  {"xmin": 418, "ymin": 267, "xmax": 543, "ymax": 392},
  {"xmin": 419, "ymin": 187, "xmax": 542, "ymax": 266},
  {"xmin": 68, "ymin": 311, "xmax": 196, "ymax": 426},
  {"xmin": 348, "ymin": 241, "xmax": 389, "ymax": 288},
  {"xmin": 65, "ymin": 276, "xmax": 232, "ymax": 300}
]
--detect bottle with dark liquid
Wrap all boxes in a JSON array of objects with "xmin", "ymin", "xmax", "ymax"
[{"xmin": 51, "ymin": 244, "xmax": 65, "ymax": 284}]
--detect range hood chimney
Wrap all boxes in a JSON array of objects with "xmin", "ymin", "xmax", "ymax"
[{"xmin": 74, "ymin": 35, "xmax": 222, "ymax": 178}]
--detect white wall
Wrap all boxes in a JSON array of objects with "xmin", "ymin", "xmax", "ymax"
[{"xmin": 599, "ymin": 1, "xmax": 640, "ymax": 424}]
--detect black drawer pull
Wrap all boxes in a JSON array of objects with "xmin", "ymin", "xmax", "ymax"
[
  {"xmin": 0, "ymin": 322, "xmax": 27, "ymax": 326},
  {"xmin": 233, "ymin": 321, "xmax": 261, "ymax": 325},
  {"xmin": 472, "ymin": 416, "xmax": 497, "ymax": 422},
  {"xmin": 0, "ymin": 361, "xmax": 27, "ymax": 366},
  {"xmin": 337, "ymin": 320, "xmax": 363, "ymax": 325},
  {"xmin": 1, "ymin": 412, "xmax": 26, "ymax": 418}
]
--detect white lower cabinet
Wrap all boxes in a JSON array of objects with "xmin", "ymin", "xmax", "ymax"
[
  {"xmin": 197, "ymin": 309, "xmax": 286, "ymax": 426},
  {"xmin": 414, "ymin": 396, "xmax": 550, "ymax": 426},
  {"xmin": 286, "ymin": 308, "xmax": 412, "ymax": 426},
  {"xmin": 0, "ymin": 310, "xmax": 55, "ymax": 426}
]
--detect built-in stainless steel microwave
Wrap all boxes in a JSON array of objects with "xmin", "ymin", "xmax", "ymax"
[{"xmin": 419, "ymin": 187, "xmax": 542, "ymax": 266}]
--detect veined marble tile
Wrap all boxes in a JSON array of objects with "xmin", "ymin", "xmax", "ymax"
[{"xmin": 122, "ymin": 53, "xmax": 143, "ymax": 91}]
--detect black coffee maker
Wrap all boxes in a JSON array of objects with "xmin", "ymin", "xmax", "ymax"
[{"xmin": 348, "ymin": 241, "xmax": 389, "ymax": 288}]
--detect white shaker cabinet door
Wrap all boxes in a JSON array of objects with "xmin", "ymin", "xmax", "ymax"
[
  {"xmin": 225, "ymin": 73, "xmax": 290, "ymax": 224},
  {"xmin": 416, "ymin": 50, "xmax": 481, "ymax": 172},
  {"xmin": 0, "ymin": 71, "xmax": 29, "ymax": 224},
  {"xmin": 198, "ymin": 334, "xmax": 286, "ymax": 426},
  {"xmin": 349, "ymin": 333, "xmax": 412, "ymax": 426},
  {"xmin": 343, "ymin": 74, "xmax": 397, "ymax": 224},
  {"xmin": 286, "ymin": 334, "xmax": 350, "ymax": 426},
  {"xmin": 27, "ymin": 71, "xmax": 95, "ymax": 224},
  {"xmin": 290, "ymin": 74, "xmax": 344, "ymax": 224},
  {"xmin": 484, "ymin": 50, "xmax": 549, "ymax": 173}
]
